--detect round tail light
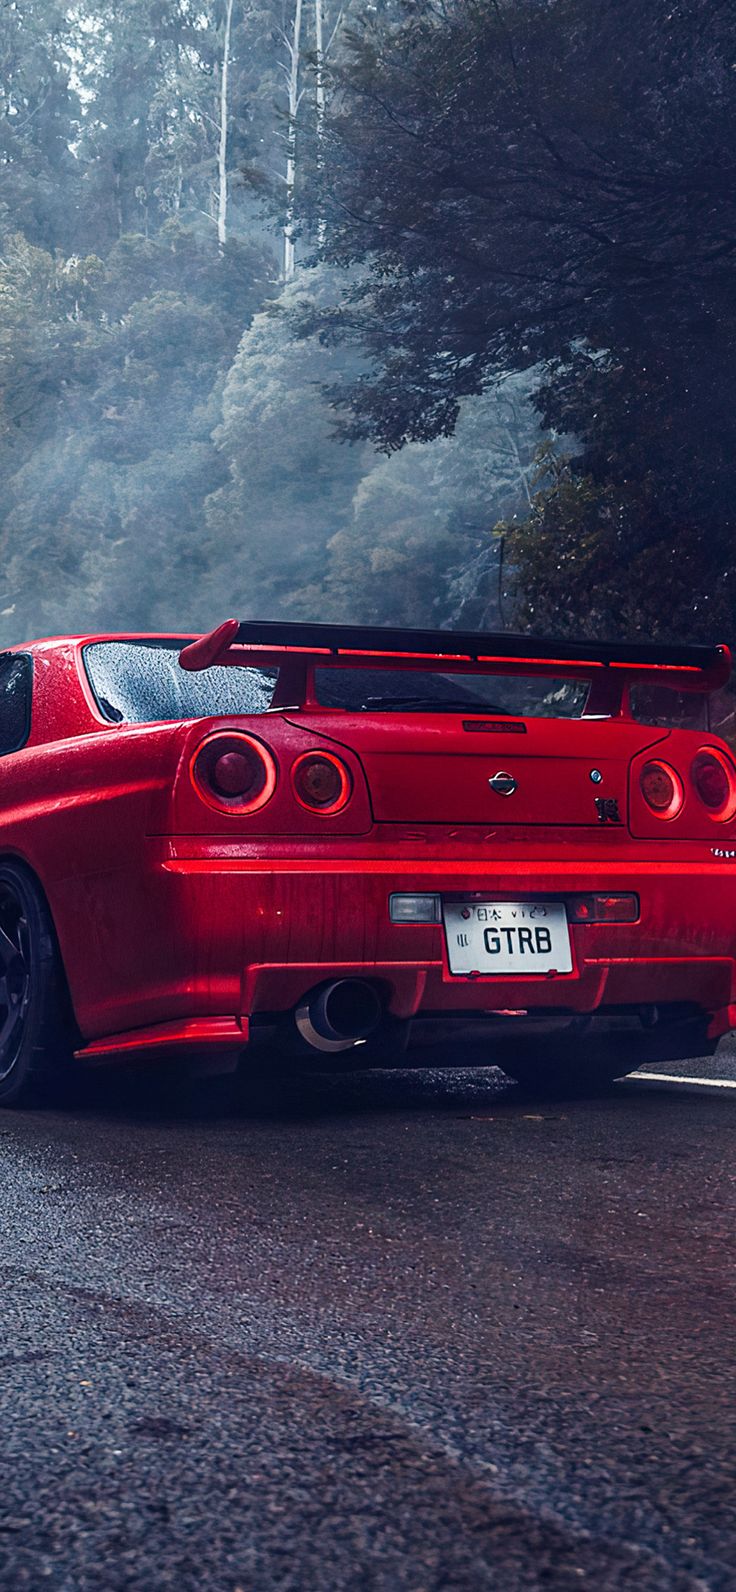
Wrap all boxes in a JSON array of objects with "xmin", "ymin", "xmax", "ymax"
[
  {"xmin": 292, "ymin": 751, "xmax": 351, "ymax": 814},
  {"xmin": 639, "ymin": 760, "xmax": 683, "ymax": 819},
  {"xmin": 691, "ymin": 748, "xmax": 736, "ymax": 821},
  {"xmin": 191, "ymin": 732, "xmax": 277, "ymax": 814}
]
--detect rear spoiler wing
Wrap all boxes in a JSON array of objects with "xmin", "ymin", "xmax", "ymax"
[{"xmin": 179, "ymin": 619, "xmax": 731, "ymax": 696}]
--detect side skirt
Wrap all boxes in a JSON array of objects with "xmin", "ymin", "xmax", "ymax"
[{"xmin": 75, "ymin": 1016, "xmax": 249, "ymax": 1067}]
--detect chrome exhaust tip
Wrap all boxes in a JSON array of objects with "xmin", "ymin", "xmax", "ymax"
[{"xmin": 295, "ymin": 979, "xmax": 383, "ymax": 1053}]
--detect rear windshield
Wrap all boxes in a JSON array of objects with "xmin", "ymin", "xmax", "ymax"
[
  {"xmin": 84, "ymin": 640, "xmax": 276, "ymax": 723},
  {"xmin": 314, "ymin": 668, "xmax": 589, "ymax": 717},
  {"xmin": 628, "ymin": 682, "xmax": 708, "ymax": 731}
]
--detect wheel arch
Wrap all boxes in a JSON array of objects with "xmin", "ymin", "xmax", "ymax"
[{"xmin": 0, "ymin": 849, "xmax": 81, "ymax": 1041}]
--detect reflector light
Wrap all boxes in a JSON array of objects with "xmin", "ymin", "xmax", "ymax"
[
  {"xmin": 389, "ymin": 894, "xmax": 441, "ymax": 924},
  {"xmin": 591, "ymin": 893, "xmax": 639, "ymax": 923},
  {"xmin": 568, "ymin": 897, "xmax": 593, "ymax": 922},
  {"xmin": 191, "ymin": 731, "xmax": 277, "ymax": 815},
  {"xmin": 639, "ymin": 760, "xmax": 684, "ymax": 820},
  {"xmin": 568, "ymin": 894, "xmax": 639, "ymax": 924},
  {"xmin": 292, "ymin": 751, "xmax": 351, "ymax": 814},
  {"xmin": 691, "ymin": 748, "xmax": 736, "ymax": 821}
]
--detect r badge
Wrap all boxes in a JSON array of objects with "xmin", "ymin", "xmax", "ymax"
[{"xmin": 595, "ymin": 796, "xmax": 621, "ymax": 824}]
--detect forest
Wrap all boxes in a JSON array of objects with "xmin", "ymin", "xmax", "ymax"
[{"xmin": 1, "ymin": 0, "xmax": 734, "ymax": 646}]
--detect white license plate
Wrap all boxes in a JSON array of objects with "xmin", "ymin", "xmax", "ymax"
[{"xmin": 443, "ymin": 899, "xmax": 572, "ymax": 975}]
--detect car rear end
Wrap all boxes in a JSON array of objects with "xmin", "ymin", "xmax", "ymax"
[{"xmin": 70, "ymin": 620, "xmax": 736, "ymax": 1071}]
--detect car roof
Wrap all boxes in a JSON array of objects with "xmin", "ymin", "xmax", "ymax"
[{"xmin": 13, "ymin": 632, "xmax": 195, "ymax": 652}]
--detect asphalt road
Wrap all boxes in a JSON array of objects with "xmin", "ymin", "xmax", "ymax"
[{"xmin": 0, "ymin": 1048, "xmax": 734, "ymax": 1591}]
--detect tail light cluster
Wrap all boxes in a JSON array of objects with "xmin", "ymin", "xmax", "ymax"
[
  {"xmin": 639, "ymin": 760, "xmax": 684, "ymax": 820},
  {"xmin": 691, "ymin": 749, "xmax": 736, "ymax": 820},
  {"xmin": 639, "ymin": 746, "xmax": 736, "ymax": 823},
  {"xmin": 191, "ymin": 732, "xmax": 277, "ymax": 814},
  {"xmin": 292, "ymin": 750, "xmax": 351, "ymax": 814},
  {"xmin": 190, "ymin": 733, "xmax": 352, "ymax": 817}
]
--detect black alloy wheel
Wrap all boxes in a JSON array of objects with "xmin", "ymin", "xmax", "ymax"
[{"xmin": 0, "ymin": 863, "xmax": 70, "ymax": 1106}]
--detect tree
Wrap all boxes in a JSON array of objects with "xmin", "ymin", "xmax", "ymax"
[
  {"xmin": 322, "ymin": 374, "xmax": 541, "ymax": 626},
  {"xmin": 290, "ymin": 0, "xmax": 736, "ymax": 639},
  {"xmin": 281, "ymin": 0, "xmax": 304, "ymax": 277},
  {"xmin": 239, "ymin": 0, "xmax": 366, "ymax": 277},
  {"xmin": 0, "ymin": 226, "xmax": 275, "ymax": 642},
  {"xmin": 0, "ymin": 1, "xmax": 293, "ymax": 644},
  {"xmin": 202, "ymin": 264, "xmax": 369, "ymax": 615},
  {"xmin": 0, "ymin": 0, "xmax": 572, "ymax": 645},
  {"xmin": 74, "ymin": 0, "xmax": 220, "ymax": 248},
  {"xmin": 202, "ymin": 267, "xmax": 541, "ymax": 627},
  {"xmin": 0, "ymin": 0, "xmax": 80, "ymax": 251},
  {"xmin": 216, "ymin": 0, "xmax": 236, "ymax": 245}
]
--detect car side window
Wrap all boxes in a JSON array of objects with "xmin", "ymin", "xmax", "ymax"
[{"xmin": 0, "ymin": 653, "xmax": 32, "ymax": 756}]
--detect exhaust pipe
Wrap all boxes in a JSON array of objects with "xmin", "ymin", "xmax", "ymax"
[{"xmin": 295, "ymin": 979, "xmax": 383, "ymax": 1053}]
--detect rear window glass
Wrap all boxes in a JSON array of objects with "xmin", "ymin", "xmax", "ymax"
[
  {"xmin": 314, "ymin": 668, "xmax": 589, "ymax": 718},
  {"xmin": 708, "ymin": 684, "xmax": 736, "ymax": 749},
  {"xmin": 83, "ymin": 640, "xmax": 276, "ymax": 724},
  {"xmin": 629, "ymin": 683, "xmax": 708, "ymax": 731},
  {"xmin": 0, "ymin": 652, "xmax": 32, "ymax": 754}
]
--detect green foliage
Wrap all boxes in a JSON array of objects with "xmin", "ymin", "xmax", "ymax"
[
  {"xmin": 0, "ymin": 0, "xmax": 80, "ymax": 250},
  {"xmin": 203, "ymin": 271, "xmax": 541, "ymax": 626},
  {"xmin": 0, "ymin": 0, "xmax": 562, "ymax": 642},
  {"xmin": 0, "ymin": 224, "xmax": 275, "ymax": 641},
  {"xmin": 320, "ymin": 374, "xmax": 540, "ymax": 626},
  {"xmin": 294, "ymin": 0, "xmax": 736, "ymax": 640},
  {"xmin": 0, "ymin": 1, "xmax": 293, "ymax": 644},
  {"xmin": 74, "ymin": 0, "xmax": 217, "ymax": 247},
  {"xmin": 499, "ymin": 449, "xmax": 734, "ymax": 643},
  {"xmin": 202, "ymin": 266, "xmax": 372, "ymax": 618}
]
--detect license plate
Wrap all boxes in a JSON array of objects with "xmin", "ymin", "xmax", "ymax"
[{"xmin": 443, "ymin": 899, "xmax": 572, "ymax": 975}]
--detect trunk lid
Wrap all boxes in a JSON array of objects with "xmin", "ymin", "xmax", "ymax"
[{"xmin": 286, "ymin": 713, "xmax": 670, "ymax": 828}]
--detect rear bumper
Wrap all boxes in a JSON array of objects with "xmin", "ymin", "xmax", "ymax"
[{"xmin": 62, "ymin": 848, "xmax": 736, "ymax": 1048}]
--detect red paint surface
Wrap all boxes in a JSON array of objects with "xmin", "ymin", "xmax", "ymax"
[{"xmin": 3, "ymin": 633, "xmax": 736, "ymax": 1059}]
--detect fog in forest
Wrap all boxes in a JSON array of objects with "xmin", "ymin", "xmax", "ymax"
[{"xmin": 2, "ymin": 1, "xmax": 734, "ymax": 646}]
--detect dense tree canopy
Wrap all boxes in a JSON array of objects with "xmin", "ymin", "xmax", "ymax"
[
  {"xmin": 202, "ymin": 267, "xmax": 371, "ymax": 619},
  {"xmin": 320, "ymin": 372, "xmax": 540, "ymax": 626},
  {"xmin": 0, "ymin": 0, "xmax": 80, "ymax": 249},
  {"xmin": 4, "ymin": 0, "xmax": 727, "ymax": 645},
  {"xmin": 201, "ymin": 265, "xmax": 538, "ymax": 626},
  {"xmin": 0, "ymin": 225, "xmax": 274, "ymax": 638},
  {"xmin": 296, "ymin": 0, "xmax": 736, "ymax": 639},
  {"xmin": 1, "ymin": 0, "xmax": 543, "ymax": 644}
]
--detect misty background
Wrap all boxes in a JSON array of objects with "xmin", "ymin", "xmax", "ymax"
[{"xmin": 1, "ymin": 1, "xmax": 734, "ymax": 648}]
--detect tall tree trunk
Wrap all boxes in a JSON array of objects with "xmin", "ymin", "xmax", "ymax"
[
  {"xmin": 114, "ymin": 168, "xmax": 123, "ymax": 238},
  {"xmin": 314, "ymin": 0, "xmax": 325, "ymax": 247},
  {"xmin": 283, "ymin": 0, "xmax": 303, "ymax": 280},
  {"xmin": 314, "ymin": 0, "xmax": 325, "ymax": 140},
  {"xmin": 217, "ymin": 0, "xmax": 234, "ymax": 249}
]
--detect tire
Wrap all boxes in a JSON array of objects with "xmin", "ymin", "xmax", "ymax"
[
  {"xmin": 505, "ymin": 1051, "xmax": 624, "ymax": 1097},
  {"xmin": 505, "ymin": 1016, "xmax": 714, "ymax": 1098},
  {"xmin": 0, "ymin": 863, "xmax": 71, "ymax": 1106}
]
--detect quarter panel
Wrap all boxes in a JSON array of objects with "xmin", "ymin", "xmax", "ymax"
[{"xmin": 0, "ymin": 724, "xmax": 187, "ymax": 1036}]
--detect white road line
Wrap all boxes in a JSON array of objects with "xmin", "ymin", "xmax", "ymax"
[{"xmin": 628, "ymin": 1071, "xmax": 736, "ymax": 1089}]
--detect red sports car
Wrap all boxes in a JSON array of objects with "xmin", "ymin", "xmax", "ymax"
[{"xmin": 0, "ymin": 617, "xmax": 734, "ymax": 1104}]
